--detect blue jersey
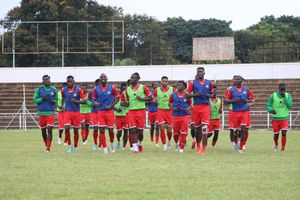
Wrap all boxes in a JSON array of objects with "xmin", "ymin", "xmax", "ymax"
[
  {"xmin": 172, "ymin": 92, "xmax": 190, "ymax": 116},
  {"xmin": 95, "ymin": 84, "xmax": 114, "ymax": 111},
  {"xmin": 230, "ymin": 86, "xmax": 249, "ymax": 112},
  {"xmin": 37, "ymin": 86, "xmax": 56, "ymax": 112},
  {"xmin": 148, "ymin": 92, "xmax": 158, "ymax": 112},
  {"xmin": 192, "ymin": 79, "xmax": 211, "ymax": 105},
  {"xmin": 63, "ymin": 86, "xmax": 80, "ymax": 112},
  {"xmin": 89, "ymin": 87, "xmax": 99, "ymax": 113}
]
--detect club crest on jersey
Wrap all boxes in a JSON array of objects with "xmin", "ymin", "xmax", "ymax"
[
  {"xmin": 206, "ymin": 85, "xmax": 209, "ymax": 88},
  {"xmin": 50, "ymin": 92, "xmax": 54, "ymax": 96},
  {"xmin": 73, "ymin": 93, "xmax": 77, "ymax": 97},
  {"xmin": 243, "ymin": 91, "xmax": 247, "ymax": 95},
  {"xmin": 107, "ymin": 91, "xmax": 111, "ymax": 95},
  {"xmin": 183, "ymin": 99, "xmax": 187, "ymax": 102}
]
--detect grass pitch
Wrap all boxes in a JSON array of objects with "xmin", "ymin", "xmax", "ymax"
[{"xmin": 0, "ymin": 129, "xmax": 299, "ymax": 200}]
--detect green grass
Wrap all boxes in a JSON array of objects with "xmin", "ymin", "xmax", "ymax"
[{"xmin": 0, "ymin": 129, "xmax": 299, "ymax": 200}]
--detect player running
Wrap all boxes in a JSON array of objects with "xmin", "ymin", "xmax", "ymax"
[
  {"xmin": 120, "ymin": 72, "xmax": 152, "ymax": 153},
  {"xmin": 146, "ymin": 82, "xmax": 160, "ymax": 146},
  {"xmin": 93, "ymin": 73, "xmax": 119, "ymax": 154},
  {"xmin": 114, "ymin": 82, "xmax": 129, "ymax": 150},
  {"xmin": 33, "ymin": 75, "xmax": 57, "ymax": 152},
  {"xmin": 153, "ymin": 76, "xmax": 174, "ymax": 150},
  {"xmin": 62, "ymin": 75, "xmax": 87, "ymax": 153},
  {"xmin": 224, "ymin": 75, "xmax": 255, "ymax": 153},
  {"xmin": 169, "ymin": 81, "xmax": 192, "ymax": 153},
  {"xmin": 207, "ymin": 89, "xmax": 222, "ymax": 148},
  {"xmin": 80, "ymin": 84, "xmax": 92, "ymax": 145},
  {"xmin": 186, "ymin": 67, "xmax": 215, "ymax": 156},
  {"xmin": 266, "ymin": 83, "xmax": 293, "ymax": 153}
]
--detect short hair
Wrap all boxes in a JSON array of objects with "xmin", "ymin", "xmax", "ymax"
[
  {"xmin": 161, "ymin": 76, "xmax": 168, "ymax": 80},
  {"xmin": 42, "ymin": 75, "xmax": 50, "ymax": 79},
  {"xmin": 95, "ymin": 79, "xmax": 100, "ymax": 85},
  {"xmin": 62, "ymin": 82, "xmax": 67, "ymax": 87},
  {"xmin": 279, "ymin": 83, "xmax": 286, "ymax": 89},
  {"xmin": 177, "ymin": 81, "xmax": 187, "ymax": 89},
  {"xmin": 132, "ymin": 72, "xmax": 140, "ymax": 79},
  {"xmin": 197, "ymin": 67, "xmax": 205, "ymax": 71},
  {"xmin": 67, "ymin": 75, "xmax": 74, "ymax": 79}
]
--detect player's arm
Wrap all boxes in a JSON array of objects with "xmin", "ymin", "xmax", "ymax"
[
  {"xmin": 50, "ymin": 88, "xmax": 58, "ymax": 105},
  {"xmin": 33, "ymin": 88, "xmax": 43, "ymax": 104},
  {"xmin": 70, "ymin": 88, "xmax": 86, "ymax": 104},
  {"xmin": 168, "ymin": 94, "xmax": 176, "ymax": 111},
  {"xmin": 120, "ymin": 91, "xmax": 129, "ymax": 107},
  {"xmin": 206, "ymin": 82, "xmax": 216, "ymax": 98},
  {"xmin": 266, "ymin": 95, "xmax": 276, "ymax": 114},
  {"xmin": 186, "ymin": 82, "xmax": 201, "ymax": 98},
  {"xmin": 219, "ymin": 100, "xmax": 223, "ymax": 114},
  {"xmin": 136, "ymin": 85, "xmax": 153, "ymax": 101},
  {"xmin": 283, "ymin": 93, "xmax": 293, "ymax": 109}
]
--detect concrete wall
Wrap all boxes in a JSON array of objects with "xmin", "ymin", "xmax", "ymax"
[{"xmin": 0, "ymin": 63, "xmax": 299, "ymax": 83}]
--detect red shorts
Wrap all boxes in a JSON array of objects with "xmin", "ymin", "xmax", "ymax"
[
  {"xmin": 98, "ymin": 110, "xmax": 114, "ymax": 128},
  {"xmin": 128, "ymin": 110, "xmax": 146, "ymax": 129},
  {"xmin": 157, "ymin": 109, "xmax": 172, "ymax": 126},
  {"xmin": 246, "ymin": 111, "xmax": 251, "ymax": 128},
  {"xmin": 232, "ymin": 111, "xmax": 248, "ymax": 129},
  {"xmin": 192, "ymin": 104, "xmax": 210, "ymax": 127},
  {"xmin": 228, "ymin": 110, "xmax": 234, "ymax": 130},
  {"xmin": 91, "ymin": 112, "xmax": 98, "ymax": 127},
  {"xmin": 208, "ymin": 119, "xmax": 220, "ymax": 133},
  {"xmin": 148, "ymin": 112, "xmax": 158, "ymax": 125},
  {"xmin": 39, "ymin": 115, "xmax": 55, "ymax": 129},
  {"xmin": 80, "ymin": 113, "xmax": 91, "ymax": 125},
  {"xmin": 272, "ymin": 120, "xmax": 288, "ymax": 134},
  {"xmin": 115, "ymin": 116, "xmax": 129, "ymax": 131},
  {"xmin": 64, "ymin": 111, "xmax": 81, "ymax": 128},
  {"xmin": 173, "ymin": 116, "xmax": 189, "ymax": 135},
  {"xmin": 57, "ymin": 111, "xmax": 65, "ymax": 130}
]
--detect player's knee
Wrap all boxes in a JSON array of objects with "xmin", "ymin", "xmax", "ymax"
[
  {"xmin": 202, "ymin": 124, "xmax": 208, "ymax": 134},
  {"xmin": 282, "ymin": 130, "xmax": 287, "ymax": 136}
]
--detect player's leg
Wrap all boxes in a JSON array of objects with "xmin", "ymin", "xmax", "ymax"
[
  {"xmin": 280, "ymin": 120, "xmax": 288, "ymax": 152},
  {"xmin": 200, "ymin": 124, "xmax": 208, "ymax": 155},
  {"xmin": 190, "ymin": 123, "xmax": 196, "ymax": 149},
  {"xmin": 173, "ymin": 118, "xmax": 180, "ymax": 152},
  {"xmin": 212, "ymin": 130, "xmax": 219, "ymax": 148},
  {"xmin": 148, "ymin": 112, "xmax": 155, "ymax": 142},
  {"xmin": 122, "ymin": 128, "xmax": 128, "ymax": 150},
  {"xmin": 136, "ymin": 110, "xmax": 146, "ymax": 152},
  {"xmin": 57, "ymin": 112, "xmax": 64, "ymax": 144},
  {"xmin": 98, "ymin": 111, "xmax": 108, "ymax": 154},
  {"xmin": 281, "ymin": 130, "xmax": 287, "ymax": 152},
  {"xmin": 72, "ymin": 112, "xmax": 81, "ymax": 153},
  {"xmin": 178, "ymin": 116, "xmax": 188, "ymax": 153},
  {"xmin": 81, "ymin": 120, "xmax": 87, "ymax": 144},
  {"xmin": 45, "ymin": 115, "xmax": 54, "ymax": 151},
  {"xmin": 166, "ymin": 110, "xmax": 173, "ymax": 149},
  {"xmin": 155, "ymin": 121, "xmax": 160, "ymax": 146},
  {"xmin": 107, "ymin": 111, "xmax": 115, "ymax": 153},
  {"xmin": 157, "ymin": 110, "xmax": 167, "ymax": 147}
]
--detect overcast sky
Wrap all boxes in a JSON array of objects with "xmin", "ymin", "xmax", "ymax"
[{"xmin": 1, "ymin": 0, "xmax": 299, "ymax": 30}]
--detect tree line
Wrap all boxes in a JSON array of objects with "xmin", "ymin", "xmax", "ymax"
[{"xmin": 1, "ymin": 0, "xmax": 299, "ymax": 67}]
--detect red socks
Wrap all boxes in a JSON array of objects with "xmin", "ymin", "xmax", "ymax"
[
  {"xmin": 173, "ymin": 134, "xmax": 179, "ymax": 144},
  {"xmin": 109, "ymin": 132, "xmax": 114, "ymax": 143},
  {"xmin": 160, "ymin": 129, "xmax": 166, "ymax": 145},
  {"xmin": 281, "ymin": 135, "xmax": 287, "ymax": 151},
  {"xmin": 167, "ymin": 130, "xmax": 172, "ymax": 141},
  {"xmin": 179, "ymin": 134, "xmax": 187, "ymax": 149},
  {"xmin": 99, "ymin": 133, "xmax": 107, "ymax": 148},
  {"xmin": 212, "ymin": 141, "xmax": 216, "ymax": 147},
  {"xmin": 155, "ymin": 135, "xmax": 159, "ymax": 144},
  {"xmin": 65, "ymin": 130, "xmax": 71, "ymax": 145},
  {"xmin": 46, "ymin": 139, "xmax": 52, "ymax": 150},
  {"xmin": 93, "ymin": 130, "xmax": 98, "ymax": 145},
  {"xmin": 74, "ymin": 133, "xmax": 79, "ymax": 148}
]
